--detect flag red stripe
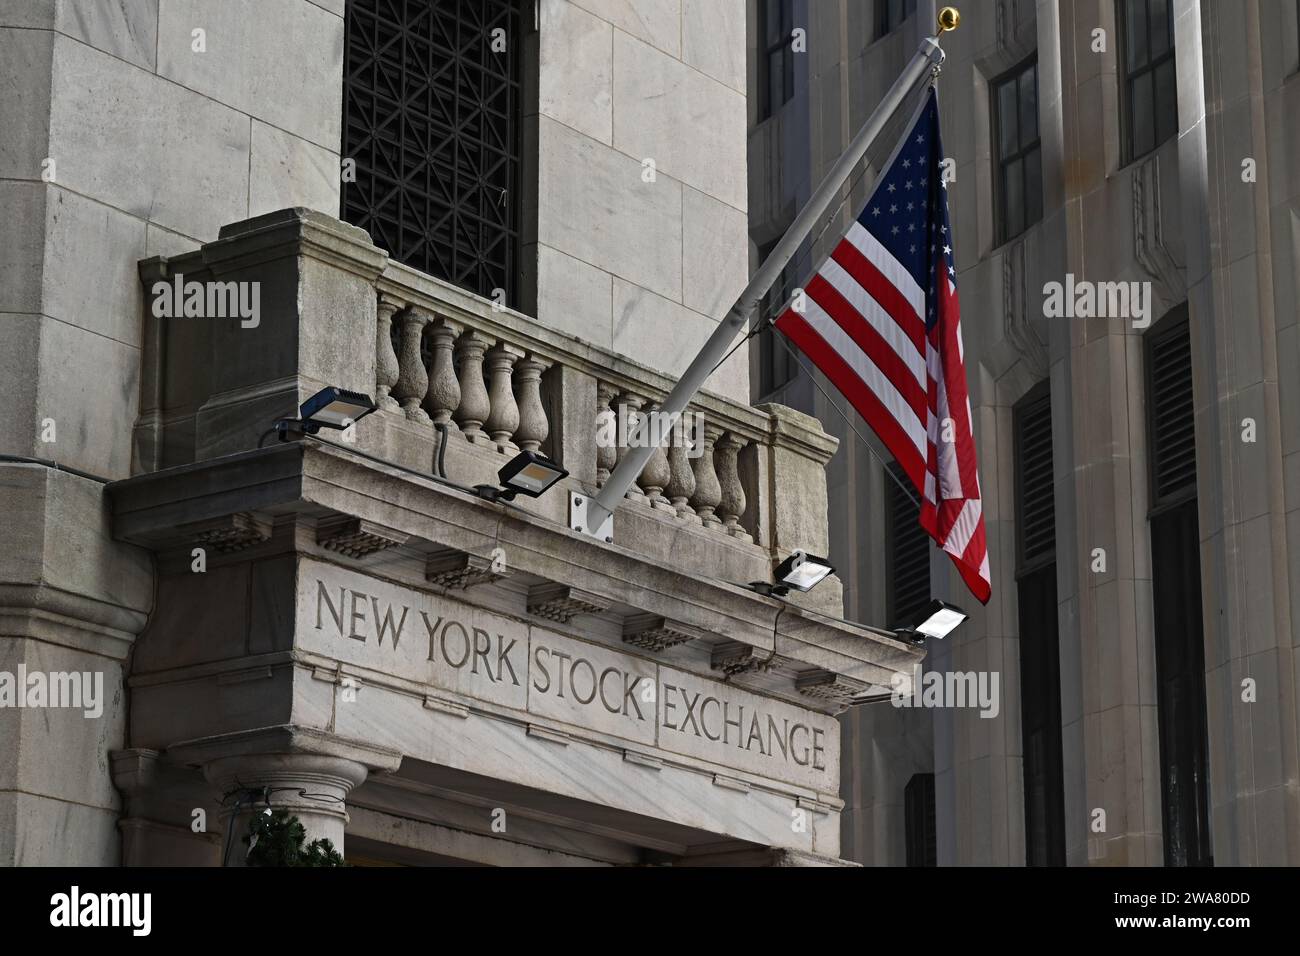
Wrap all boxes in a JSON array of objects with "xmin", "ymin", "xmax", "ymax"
[
  {"xmin": 776, "ymin": 309, "xmax": 927, "ymax": 489},
  {"xmin": 830, "ymin": 240, "xmax": 927, "ymax": 355},
  {"xmin": 804, "ymin": 275, "xmax": 929, "ymax": 424}
]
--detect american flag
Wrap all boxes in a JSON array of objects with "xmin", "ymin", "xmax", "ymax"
[{"xmin": 774, "ymin": 88, "xmax": 991, "ymax": 605}]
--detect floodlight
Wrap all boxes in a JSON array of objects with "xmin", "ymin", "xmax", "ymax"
[
  {"xmin": 475, "ymin": 450, "xmax": 568, "ymax": 502},
  {"xmin": 899, "ymin": 599, "xmax": 968, "ymax": 642},
  {"xmin": 748, "ymin": 549, "xmax": 836, "ymax": 597},
  {"xmin": 298, "ymin": 387, "xmax": 376, "ymax": 433}
]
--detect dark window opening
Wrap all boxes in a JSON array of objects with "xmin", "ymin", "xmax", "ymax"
[
  {"xmin": 887, "ymin": 461, "xmax": 930, "ymax": 627},
  {"xmin": 757, "ymin": 0, "xmax": 794, "ymax": 121},
  {"xmin": 877, "ymin": 0, "xmax": 918, "ymax": 38},
  {"xmin": 1014, "ymin": 381, "xmax": 1065, "ymax": 866},
  {"xmin": 992, "ymin": 57, "xmax": 1042, "ymax": 244},
  {"xmin": 1145, "ymin": 309, "xmax": 1212, "ymax": 867},
  {"xmin": 341, "ymin": 0, "xmax": 524, "ymax": 304},
  {"xmin": 1119, "ymin": 0, "xmax": 1178, "ymax": 162},
  {"xmin": 904, "ymin": 773, "xmax": 937, "ymax": 866}
]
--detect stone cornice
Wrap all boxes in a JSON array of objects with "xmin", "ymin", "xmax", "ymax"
[{"xmin": 107, "ymin": 442, "xmax": 920, "ymax": 703}]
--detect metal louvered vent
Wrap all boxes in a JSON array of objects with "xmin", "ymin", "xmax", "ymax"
[
  {"xmin": 342, "ymin": 0, "xmax": 523, "ymax": 304},
  {"xmin": 1147, "ymin": 316, "xmax": 1197, "ymax": 502},
  {"xmin": 888, "ymin": 463, "xmax": 930, "ymax": 626},
  {"xmin": 1014, "ymin": 385, "xmax": 1055, "ymax": 572},
  {"xmin": 904, "ymin": 772, "xmax": 937, "ymax": 867}
]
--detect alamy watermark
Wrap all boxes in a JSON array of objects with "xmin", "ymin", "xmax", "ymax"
[
  {"xmin": 595, "ymin": 407, "xmax": 705, "ymax": 459},
  {"xmin": 1042, "ymin": 274, "xmax": 1152, "ymax": 329},
  {"xmin": 50, "ymin": 886, "xmax": 151, "ymax": 936},
  {"xmin": 0, "ymin": 666, "xmax": 104, "ymax": 718},
  {"xmin": 151, "ymin": 273, "xmax": 260, "ymax": 328},
  {"xmin": 891, "ymin": 662, "xmax": 1000, "ymax": 718}
]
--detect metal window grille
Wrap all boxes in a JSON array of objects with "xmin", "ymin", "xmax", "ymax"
[{"xmin": 342, "ymin": 0, "xmax": 523, "ymax": 304}]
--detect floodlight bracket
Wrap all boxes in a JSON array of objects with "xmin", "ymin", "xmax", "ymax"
[{"xmin": 569, "ymin": 491, "xmax": 613, "ymax": 543}]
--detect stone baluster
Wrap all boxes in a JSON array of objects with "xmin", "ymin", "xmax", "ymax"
[
  {"xmin": 422, "ymin": 316, "xmax": 461, "ymax": 429},
  {"xmin": 484, "ymin": 341, "xmax": 524, "ymax": 452},
  {"xmin": 374, "ymin": 295, "xmax": 402, "ymax": 412},
  {"xmin": 638, "ymin": 402, "xmax": 674, "ymax": 513},
  {"xmin": 615, "ymin": 392, "xmax": 647, "ymax": 501},
  {"xmin": 513, "ymin": 353, "xmax": 552, "ymax": 453},
  {"xmin": 392, "ymin": 306, "xmax": 432, "ymax": 423},
  {"xmin": 665, "ymin": 412, "xmax": 698, "ymax": 523},
  {"xmin": 715, "ymin": 431, "xmax": 750, "ymax": 540},
  {"xmin": 594, "ymin": 382, "xmax": 618, "ymax": 487},
  {"xmin": 690, "ymin": 423, "xmax": 723, "ymax": 527},
  {"xmin": 453, "ymin": 330, "xmax": 492, "ymax": 444}
]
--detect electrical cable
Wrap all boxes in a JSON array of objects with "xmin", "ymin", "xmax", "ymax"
[{"xmin": 0, "ymin": 454, "xmax": 111, "ymax": 484}]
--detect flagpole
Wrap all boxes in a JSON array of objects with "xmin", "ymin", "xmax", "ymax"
[{"xmin": 573, "ymin": 10, "xmax": 959, "ymax": 540}]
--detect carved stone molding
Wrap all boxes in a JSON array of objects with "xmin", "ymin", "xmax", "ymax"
[
  {"xmin": 622, "ymin": 613, "xmax": 706, "ymax": 652},
  {"xmin": 317, "ymin": 517, "xmax": 408, "ymax": 559},
  {"xmin": 1132, "ymin": 155, "xmax": 1185, "ymax": 304},
  {"xmin": 187, "ymin": 513, "xmax": 273, "ymax": 553},
  {"xmin": 1002, "ymin": 237, "xmax": 1049, "ymax": 379},
  {"xmin": 425, "ymin": 548, "xmax": 509, "ymax": 590},
  {"xmin": 710, "ymin": 641, "xmax": 775, "ymax": 676},
  {"xmin": 526, "ymin": 583, "xmax": 610, "ymax": 623},
  {"xmin": 795, "ymin": 670, "xmax": 868, "ymax": 706}
]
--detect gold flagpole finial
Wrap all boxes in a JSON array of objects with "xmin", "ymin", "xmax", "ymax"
[{"xmin": 937, "ymin": 6, "xmax": 960, "ymax": 34}]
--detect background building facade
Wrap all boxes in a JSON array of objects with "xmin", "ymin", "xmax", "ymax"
[{"xmin": 748, "ymin": 0, "xmax": 1300, "ymax": 865}]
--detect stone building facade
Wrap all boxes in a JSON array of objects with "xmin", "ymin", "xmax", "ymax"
[
  {"xmin": 749, "ymin": 0, "xmax": 1300, "ymax": 865},
  {"xmin": 0, "ymin": 0, "xmax": 925, "ymax": 867}
]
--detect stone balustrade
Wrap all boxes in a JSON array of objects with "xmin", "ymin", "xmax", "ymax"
[{"xmin": 132, "ymin": 208, "xmax": 840, "ymax": 603}]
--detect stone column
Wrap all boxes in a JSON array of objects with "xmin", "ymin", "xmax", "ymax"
[
  {"xmin": 690, "ymin": 424, "xmax": 723, "ymax": 527},
  {"xmin": 616, "ymin": 392, "xmax": 647, "ymax": 501},
  {"xmin": 716, "ymin": 432, "xmax": 749, "ymax": 539},
  {"xmin": 453, "ymin": 330, "xmax": 492, "ymax": 444},
  {"xmin": 665, "ymin": 414, "xmax": 699, "ymax": 522},
  {"xmin": 374, "ymin": 295, "xmax": 403, "ymax": 412},
  {"xmin": 595, "ymin": 382, "xmax": 618, "ymax": 487},
  {"xmin": 392, "ymin": 307, "xmax": 432, "ymax": 424},
  {"xmin": 638, "ymin": 402, "xmax": 675, "ymax": 513},
  {"xmin": 422, "ymin": 316, "xmax": 461, "ymax": 429},
  {"xmin": 202, "ymin": 753, "xmax": 369, "ymax": 866},
  {"xmin": 513, "ymin": 354, "xmax": 552, "ymax": 453},
  {"xmin": 484, "ymin": 342, "xmax": 524, "ymax": 452}
]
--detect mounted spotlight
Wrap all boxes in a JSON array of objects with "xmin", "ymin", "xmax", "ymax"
[
  {"xmin": 474, "ymin": 449, "xmax": 568, "ymax": 502},
  {"xmin": 297, "ymin": 387, "xmax": 377, "ymax": 433},
  {"xmin": 748, "ymin": 550, "xmax": 836, "ymax": 598},
  {"xmin": 263, "ymin": 386, "xmax": 377, "ymax": 444},
  {"xmin": 897, "ymin": 599, "xmax": 968, "ymax": 643}
]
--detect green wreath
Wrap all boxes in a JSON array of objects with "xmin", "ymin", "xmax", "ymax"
[{"xmin": 243, "ymin": 808, "xmax": 345, "ymax": 867}]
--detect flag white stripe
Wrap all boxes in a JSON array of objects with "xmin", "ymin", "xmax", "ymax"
[
  {"xmin": 818, "ymin": 258, "xmax": 928, "ymax": 391},
  {"xmin": 943, "ymin": 498, "xmax": 982, "ymax": 560},
  {"xmin": 927, "ymin": 342, "xmax": 965, "ymax": 499},
  {"xmin": 802, "ymin": 300, "xmax": 928, "ymax": 459},
  {"xmin": 845, "ymin": 221, "xmax": 926, "ymax": 317}
]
